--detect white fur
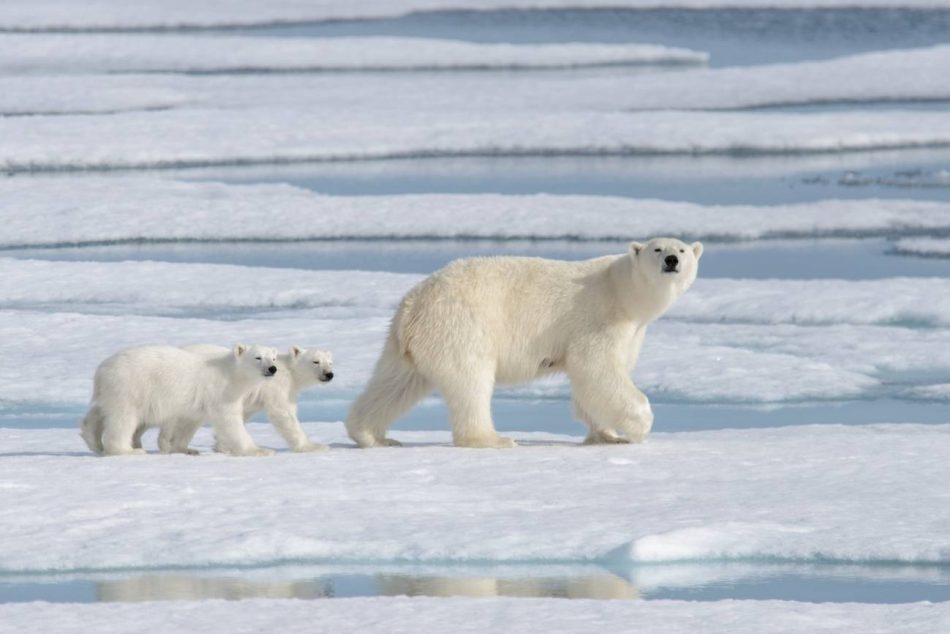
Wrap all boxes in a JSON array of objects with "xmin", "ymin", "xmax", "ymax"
[
  {"xmin": 346, "ymin": 237, "xmax": 703, "ymax": 448},
  {"xmin": 79, "ymin": 344, "xmax": 279, "ymax": 457},
  {"xmin": 183, "ymin": 344, "xmax": 334, "ymax": 452}
]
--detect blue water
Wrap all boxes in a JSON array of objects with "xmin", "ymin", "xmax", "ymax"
[
  {"xmin": 156, "ymin": 150, "xmax": 950, "ymax": 204},
  {"xmin": 242, "ymin": 8, "xmax": 950, "ymax": 68}
]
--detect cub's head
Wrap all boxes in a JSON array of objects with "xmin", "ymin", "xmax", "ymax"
[
  {"xmin": 629, "ymin": 237, "xmax": 703, "ymax": 295},
  {"xmin": 233, "ymin": 343, "xmax": 279, "ymax": 378},
  {"xmin": 289, "ymin": 346, "xmax": 334, "ymax": 384}
]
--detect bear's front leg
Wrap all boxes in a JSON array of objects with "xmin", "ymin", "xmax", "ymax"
[
  {"xmin": 567, "ymin": 344, "xmax": 654, "ymax": 444},
  {"xmin": 212, "ymin": 408, "xmax": 275, "ymax": 457},
  {"xmin": 267, "ymin": 407, "xmax": 328, "ymax": 452}
]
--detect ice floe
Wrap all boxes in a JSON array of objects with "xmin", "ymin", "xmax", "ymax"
[
  {"xmin": 0, "ymin": 35, "xmax": 707, "ymax": 74},
  {"xmin": 5, "ymin": 107, "xmax": 950, "ymax": 170},
  {"xmin": 0, "ymin": 423, "xmax": 947, "ymax": 572},
  {"xmin": 2, "ymin": 179, "xmax": 950, "ymax": 245},
  {"xmin": 4, "ymin": 46, "xmax": 950, "ymax": 116},
  {"xmin": 894, "ymin": 237, "xmax": 950, "ymax": 257}
]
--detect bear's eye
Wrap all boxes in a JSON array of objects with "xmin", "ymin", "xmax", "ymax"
[
  {"xmin": 255, "ymin": 357, "xmax": 261, "ymax": 360},
  {"xmin": 654, "ymin": 248, "xmax": 662, "ymax": 252},
  {"xmin": 679, "ymin": 249, "xmax": 685, "ymax": 253},
  {"xmin": 313, "ymin": 361, "xmax": 320, "ymax": 365}
]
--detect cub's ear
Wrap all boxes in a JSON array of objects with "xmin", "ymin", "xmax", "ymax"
[
  {"xmin": 290, "ymin": 345, "xmax": 304, "ymax": 358},
  {"xmin": 629, "ymin": 241, "xmax": 644, "ymax": 256},
  {"xmin": 233, "ymin": 343, "xmax": 248, "ymax": 357},
  {"xmin": 691, "ymin": 241, "xmax": 704, "ymax": 260}
]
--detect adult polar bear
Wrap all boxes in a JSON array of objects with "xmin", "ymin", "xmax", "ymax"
[{"xmin": 347, "ymin": 237, "xmax": 703, "ymax": 448}]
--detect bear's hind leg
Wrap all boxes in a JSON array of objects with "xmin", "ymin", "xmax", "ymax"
[
  {"xmin": 346, "ymin": 338, "xmax": 432, "ymax": 448},
  {"xmin": 438, "ymin": 371, "xmax": 515, "ymax": 449},
  {"xmin": 100, "ymin": 407, "xmax": 145, "ymax": 456}
]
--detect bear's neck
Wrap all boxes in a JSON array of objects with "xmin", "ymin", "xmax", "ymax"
[
  {"xmin": 210, "ymin": 355, "xmax": 260, "ymax": 401},
  {"xmin": 608, "ymin": 255, "xmax": 679, "ymax": 325},
  {"xmin": 281, "ymin": 356, "xmax": 315, "ymax": 395}
]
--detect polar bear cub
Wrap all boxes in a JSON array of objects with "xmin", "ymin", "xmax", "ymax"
[
  {"xmin": 79, "ymin": 344, "xmax": 279, "ymax": 456},
  {"xmin": 346, "ymin": 237, "xmax": 703, "ymax": 449},
  {"xmin": 183, "ymin": 345, "xmax": 334, "ymax": 452}
]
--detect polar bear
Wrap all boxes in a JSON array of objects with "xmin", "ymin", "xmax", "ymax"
[
  {"xmin": 346, "ymin": 237, "xmax": 702, "ymax": 448},
  {"xmin": 183, "ymin": 344, "xmax": 334, "ymax": 452},
  {"xmin": 79, "ymin": 344, "xmax": 279, "ymax": 456}
]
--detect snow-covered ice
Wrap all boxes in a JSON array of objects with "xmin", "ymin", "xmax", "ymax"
[
  {"xmin": 894, "ymin": 237, "xmax": 950, "ymax": 258},
  {"xmin": 0, "ymin": 423, "xmax": 947, "ymax": 572},
  {"xmin": 0, "ymin": 35, "xmax": 707, "ymax": 74},
  {"xmin": 4, "ymin": 46, "xmax": 950, "ymax": 116},
  {"xmin": 5, "ymin": 107, "xmax": 950, "ymax": 170},
  {"xmin": 1, "ymin": 597, "xmax": 948, "ymax": 634},
  {"xmin": 3, "ymin": 178, "xmax": 950, "ymax": 245}
]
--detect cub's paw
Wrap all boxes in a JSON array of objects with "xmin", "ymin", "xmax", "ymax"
[{"xmin": 456, "ymin": 435, "xmax": 517, "ymax": 449}]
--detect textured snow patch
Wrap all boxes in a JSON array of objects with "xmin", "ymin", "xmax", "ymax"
[{"xmin": 623, "ymin": 523, "xmax": 815, "ymax": 562}]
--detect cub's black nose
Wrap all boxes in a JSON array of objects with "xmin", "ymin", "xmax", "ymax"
[
  {"xmin": 325, "ymin": 372, "xmax": 334, "ymax": 381},
  {"xmin": 664, "ymin": 255, "xmax": 679, "ymax": 268},
  {"xmin": 267, "ymin": 366, "xmax": 277, "ymax": 375}
]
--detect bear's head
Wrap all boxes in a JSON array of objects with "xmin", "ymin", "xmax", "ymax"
[
  {"xmin": 629, "ymin": 237, "xmax": 703, "ymax": 297},
  {"xmin": 289, "ymin": 346, "xmax": 335, "ymax": 384},
  {"xmin": 233, "ymin": 343, "xmax": 279, "ymax": 378}
]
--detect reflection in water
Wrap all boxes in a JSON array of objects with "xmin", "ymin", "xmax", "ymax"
[
  {"xmin": 93, "ymin": 571, "xmax": 638, "ymax": 602},
  {"xmin": 96, "ymin": 575, "xmax": 333, "ymax": 602},
  {"xmin": 4, "ymin": 562, "xmax": 950, "ymax": 604},
  {"xmin": 375, "ymin": 573, "xmax": 639, "ymax": 600}
]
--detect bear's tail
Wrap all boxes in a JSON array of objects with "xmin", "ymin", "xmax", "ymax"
[
  {"xmin": 79, "ymin": 405, "xmax": 105, "ymax": 455},
  {"xmin": 346, "ymin": 333, "xmax": 431, "ymax": 447}
]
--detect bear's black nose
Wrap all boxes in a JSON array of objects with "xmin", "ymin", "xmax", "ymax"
[
  {"xmin": 267, "ymin": 366, "xmax": 277, "ymax": 375},
  {"xmin": 664, "ymin": 255, "xmax": 679, "ymax": 268},
  {"xmin": 324, "ymin": 372, "xmax": 334, "ymax": 381}
]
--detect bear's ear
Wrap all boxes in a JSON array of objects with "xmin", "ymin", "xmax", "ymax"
[
  {"xmin": 691, "ymin": 241, "xmax": 704, "ymax": 260},
  {"xmin": 233, "ymin": 343, "xmax": 248, "ymax": 358},
  {"xmin": 629, "ymin": 241, "xmax": 644, "ymax": 256},
  {"xmin": 290, "ymin": 345, "xmax": 303, "ymax": 358}
]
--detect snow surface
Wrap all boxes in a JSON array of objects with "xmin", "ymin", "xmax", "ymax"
[
  {"xmin": 894, "ymin": 237, "xmax": 950, "ymax": 257},
  {"xmin": 4, "ymin": 46, "xmax": 949, "ymax": 116},
  {"xmin": 0, "ymin": 35, "xmax": 707, "ymax": 74},
  {"xmin": 2, "ymin": 0, "xmax": 950, "ymax": 31},
  {"xmin": 1, "ymin": 598, "xmax": 948, "ymax": 634},
  {"xmin": 0, "ymin": 423, "xmax": 948, "ymax": 572},
  {"xmin": 2, "ymin": 178, "xmax": 950, "ymax": 245},
  {"xmin": 6, "ymin": 107, "xmax": 950, "ymax": 171}
]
